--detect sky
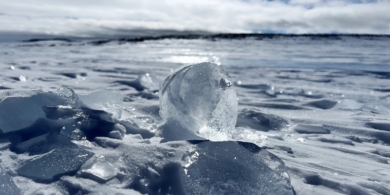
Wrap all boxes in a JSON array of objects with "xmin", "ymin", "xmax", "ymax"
[{"xmin": 0, "ymin": 0, "xmax": 389, "ymax": 40}]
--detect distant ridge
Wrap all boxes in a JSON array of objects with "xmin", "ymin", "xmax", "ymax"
[
  {"xmin": 22, "ymin": 33, "xmax": 390, "ymax": 45},
  {"xmin": 24, "ymin": 38, "xmax": 73, "ymax": 43}
]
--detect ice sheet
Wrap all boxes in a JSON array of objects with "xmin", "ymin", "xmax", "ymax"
[{"xmin": 1, "ymin": 36, "xmax": 390, "ymax": 194}]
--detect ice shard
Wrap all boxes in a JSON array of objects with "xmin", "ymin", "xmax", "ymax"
[
  {"xmin": 137, "ymin": 73, "xmax": 160, "ymax": 92},
  {"xmin": 78, "ymin": 90, "xmax": 123, "ymax": 119},
  {"xmin": 0, "ymin": 91, "xmax": 69, "ymax": 133},
  {"xmin": 79, "ymin": 159, "xmax": 117, "ymax": 183},
  {"xmin": 17, "ymin": 142, "xmax": 94, "ymax": 183}
]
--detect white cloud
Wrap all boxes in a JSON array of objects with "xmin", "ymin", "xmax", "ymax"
[{"xmin": 0, "ymin": 0, "xmax": 389, "ymax": 38}]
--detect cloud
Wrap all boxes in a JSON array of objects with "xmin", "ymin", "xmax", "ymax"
[{"xmin": 0, "ymin": 0, "xmax": 389, "ymax": 38}]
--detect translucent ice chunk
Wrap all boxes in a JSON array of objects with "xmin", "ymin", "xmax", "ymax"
[
  {"xmin": 78, "ymin": 90, "xmax": 123, "ymax": 119},
  {"xmin": 137, "ymin": 73, "xmax": 160, "ymax": 92},
  {"xmin": 57, "ymin": 86, "xmax": 82, "ymax": 108},
  {"xmin": 159, "ymin": 62, "xmax": 237, "ymax": 140},
  {"xmin": 0, "ymin": 91, "xmax": 69, "ymax": 133},
  {"xmin": 80, "ymin": 159, "xmax": 117, "ymax": 183}
]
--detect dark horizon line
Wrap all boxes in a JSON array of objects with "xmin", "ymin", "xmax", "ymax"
[{"xmin": 22, "ymin": 33, "xmax": 390, "ymax": 44}]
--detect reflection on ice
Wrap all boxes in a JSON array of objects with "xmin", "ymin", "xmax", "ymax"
[
  {"xmin": 163, "ymin": 56, "xmax": 210, "ymax": 65},
  {"xmin": 163, "ymin": 54, "xmax": 221, "ymax": 65}
]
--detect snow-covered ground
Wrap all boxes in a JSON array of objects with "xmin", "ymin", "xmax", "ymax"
[{"xmin": 0, "ymin": 36, "xmax": 390, "ymax": 194}]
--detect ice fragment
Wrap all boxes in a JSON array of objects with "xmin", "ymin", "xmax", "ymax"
[
  {"xmin": 17, "ymin": 142, "xmax": 94, "ymax": 183},
  {"xmin": 159, "ymin": 62, "xmax": 237, "ymax": 141},
  {"xmin": 137, "ymin": 73, "xmax": 160, "ymax": 92},
  {"xmin": 80, "ymin": 160, "xmax": 117, "ymax": 183},
  {"xmin": 78, "ymin": 90, "xmax": 123, "ymax": 119}
]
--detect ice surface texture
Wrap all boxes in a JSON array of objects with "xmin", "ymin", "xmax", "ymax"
[
  {"xmin": 159, "ymin": 62, "xmax": 238, "ymax": 141},
  {"xmin": 17, "ymin": 141, "xmax": 94, "ymax": 183},
  {"xmin": 118, "ymin": 140, "xmax": 295, "ymax": 195},
  {"xmin": 0, "ymin": 166, "xmax": 21, "ymax": 195}
]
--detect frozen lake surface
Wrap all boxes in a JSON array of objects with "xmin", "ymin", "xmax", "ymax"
[{"xmin": 1, "ymin": 35, "xmax": 390, "ymax": 194}]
